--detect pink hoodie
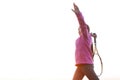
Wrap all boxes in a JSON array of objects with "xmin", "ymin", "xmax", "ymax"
[{"xmin": 75, "ymin": 11, "xmax": 93, "ymax": 65}]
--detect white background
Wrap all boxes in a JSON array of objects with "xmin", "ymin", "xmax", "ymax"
[{"xmin": 0, "ymin": 0, "xmax": 120, "ymax": 80}]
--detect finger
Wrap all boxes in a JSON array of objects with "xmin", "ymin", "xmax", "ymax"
[
  {"xmin": 73, "ymin": 2, "xmax": 77, "ymax": 7},
  {"xmin": 73, "ymin": 3, "xmax": 78, "ymax": 9},
  {"xmin": 73, "ymin": 3, "xmax": 75, "ymax": 6},
  {"xmin": 71, "ymin": 9, "xmax": 75, "ymax": 12}
]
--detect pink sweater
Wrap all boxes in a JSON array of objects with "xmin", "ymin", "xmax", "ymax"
[{"xmin": 75, "ymin": 11, "xmax": 93, "ymax": 65}]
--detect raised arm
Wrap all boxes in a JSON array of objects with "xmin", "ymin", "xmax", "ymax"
[
  {"xmin": 72, "ymin": 3, "xmax": 88, "ymax": 38},
  {"xmin": 72, "ymin": 3, "xmax": 86, "ymax": 27}
]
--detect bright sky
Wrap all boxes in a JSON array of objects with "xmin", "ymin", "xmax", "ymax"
[{"xmin": 0, "ymin": 0, "xmax": 120, "ymax": 80}]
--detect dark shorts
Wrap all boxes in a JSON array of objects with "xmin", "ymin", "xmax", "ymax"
[{"xmin": 73, "ymin": 64, "xmax": 99, "ymax": 80}]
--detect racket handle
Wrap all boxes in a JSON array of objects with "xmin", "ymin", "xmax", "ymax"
[
  {"xmin": 93, "ymin": 33, "xmax": 97, "ymax": 44},
  {"xmin": 94, "ymin": 37, "xmax": 96, "ymax": 43}
]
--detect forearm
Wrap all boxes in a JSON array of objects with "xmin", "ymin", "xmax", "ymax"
[{"xmin": 75, "ymin": 11, "xmax": 86, "ymax": 26}]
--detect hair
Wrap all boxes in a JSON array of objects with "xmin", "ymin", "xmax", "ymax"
[
  {"xmin": 86, "ymin": 24, "xmax": 90, "ymax": 32},
  {"xmin": 78, "ymin": 24, "xmax": 90, "ymax": 33}
]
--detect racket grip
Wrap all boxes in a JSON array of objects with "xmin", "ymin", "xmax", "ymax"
[
  {"xmin": 93, "ymin": 33, "xmax": 97, "ymax": 43},
  {"xmin": 94, "ymin": 37, "xmax": 96, "ymax": 43}
]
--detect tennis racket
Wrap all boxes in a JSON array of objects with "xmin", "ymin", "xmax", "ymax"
[{"xmin": 93, "ymin": 35, "xmax": 103, "ymax": 77}]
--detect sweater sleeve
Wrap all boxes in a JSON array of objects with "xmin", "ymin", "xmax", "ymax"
[{"xmin": 75, "ymin": 11, "xmax": 88, "ymax": 39}]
